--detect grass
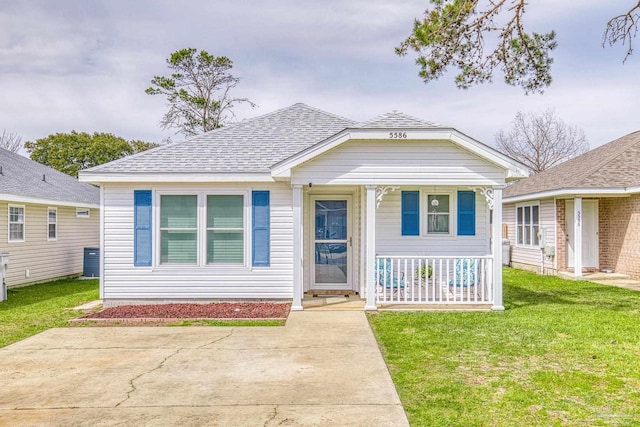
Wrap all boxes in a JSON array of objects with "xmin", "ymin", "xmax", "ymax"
[
  {"xmin": 369, "ymin": 268, "xmax": 640, "ymax": 426},
  {"xmin": 0, "ymin": 278, "xmax": 99, "ymax": 348}
]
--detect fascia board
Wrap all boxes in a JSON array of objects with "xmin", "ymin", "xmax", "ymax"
[
  {"xmin": 78, "ymin": 172, "xmax": 276, "ymax": 184},
  {"xmin": 0, "ymin": 193, "xmax": 99, "ymax": 209}
]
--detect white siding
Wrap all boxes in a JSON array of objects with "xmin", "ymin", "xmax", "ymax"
[
  {"xmin": 101, "ymin": 182, "xmax": 293, "ymax": 302},
  {"xmin": 504, "ymin": 199, "xmax": 556, "ymax": 270},
  {"xmin": 292, "ymin": 139, "xmax": 506, "ymax": 186},
  {"xmin": 0, "ymin": 201, "xmax": 99, "ymax": 286},
  {"xmin": 375, "ymin": 187, "xmax": 490, "ymax": 257}
]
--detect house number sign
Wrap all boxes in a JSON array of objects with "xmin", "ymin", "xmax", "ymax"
[
  {"xmin": 576, "ymin": 210, "xmax": 581, "ymax": 227},
  {"xmin": 388, "ymin": 132, "xmax": 407, "ymax": 139}
]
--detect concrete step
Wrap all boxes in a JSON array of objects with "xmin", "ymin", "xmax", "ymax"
[{"xmin": 559, "ymin": 271, "xmax": 631, "ymax": 281}]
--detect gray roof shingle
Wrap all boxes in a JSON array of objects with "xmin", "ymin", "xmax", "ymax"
[
  {"xmin": 504, "ymin": 131, "xmax": 640, "ymax": 199},
  {"xmin": 0, "ymin": 148, "xmax": 99, "ymax": 205},
  {"xmin": 84, "ymin": 103, "xmax": 357, "ymax": 174},
  {"xmin": 357, "ymin": 111, "xmax": 440, "ymax": 128}
]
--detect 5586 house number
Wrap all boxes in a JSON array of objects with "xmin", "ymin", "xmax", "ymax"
[{"xmin": 388, "ymin": 131, "xmax": 407, "ymax": 139}]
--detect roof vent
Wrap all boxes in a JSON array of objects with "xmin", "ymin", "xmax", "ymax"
[{"xmin": 42, "ymin": 174, "xmax": 46, "ymax": 182}]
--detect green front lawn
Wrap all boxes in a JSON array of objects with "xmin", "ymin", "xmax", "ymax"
[
  {"xmin": 0, "ymin": 278, "xmax": 99, "ymax": 348},
  {"xmin": 369, "ymin": 268, "xmax": 640, "ymax": 426}
]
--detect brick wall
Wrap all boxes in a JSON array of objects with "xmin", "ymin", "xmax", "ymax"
[
  {"xmin": 556, "ymin": 200, "xmax": 566, "ymax": 271},
  {"xmin": 599, "ymin": 195, "xmax": 640, "ymax": 279}
]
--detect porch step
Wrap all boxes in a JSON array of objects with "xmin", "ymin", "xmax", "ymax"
[
  {"xmin": 558, "ymin": 271, "xmax": 631, "ymax": 281},
  {"xmin": 306, "ymin": 290, "xmax": 358, "ymax": 297}
]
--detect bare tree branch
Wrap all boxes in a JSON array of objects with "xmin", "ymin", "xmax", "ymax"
[
  {"xmin": 495, "ymin": 109, "xmax": 589, "ymax": 173},
  {"xmin": 603, "ymin": 1, "xmax": 640, "ymax": 62},
  {"xmin": 0, "ymin": 130, "xmax": 23, "ymax": 152}
]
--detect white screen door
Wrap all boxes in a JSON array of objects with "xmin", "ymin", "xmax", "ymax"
[{"xmin": 312, "ymin": 198, "xmax": 351, "ymax": 290}]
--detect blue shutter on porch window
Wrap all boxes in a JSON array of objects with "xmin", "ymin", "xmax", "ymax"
[
  {"xmin": 252, "ymin": 191, "xmax": 270, "ymax": 267},
  {"xmin": 401, "ymin": 191, "xmax": 420, "ymax": 236},
  {"xmin": 134, "ymin": 190, "xmax": 152, "ymax": 266},
  {"xmin": 457, "ymin": 191, "xmax": 476, "ymax": 236}
]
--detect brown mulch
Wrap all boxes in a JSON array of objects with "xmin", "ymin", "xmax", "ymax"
[{"xmin": 81, "ymin": 302, "xmax": 291, "ymax": 320}]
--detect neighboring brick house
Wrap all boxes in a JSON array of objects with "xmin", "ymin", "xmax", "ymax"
[{"xmin": 502, "ymin": 131, "xmax": 640, "ymax": 279}]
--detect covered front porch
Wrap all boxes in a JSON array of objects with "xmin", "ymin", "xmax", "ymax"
[{"xmin": 290, "ymin": 184, "xmax": 505, "ymax": 311}]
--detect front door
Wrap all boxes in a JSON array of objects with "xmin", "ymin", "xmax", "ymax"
[
  {"xmin": 312, "ymin": 197, "xmax": 351, "ymax": 290},
  {"xmin": 566, "ymin": 200, "xmax": 599, "ymax": 268}
]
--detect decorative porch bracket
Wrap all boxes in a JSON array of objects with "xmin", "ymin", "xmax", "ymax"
[
  {"xmin": 472, "ymin": 187, "xmax": 495, "ymax": 210},
  {"xmin": 375, "ymin": 186, "xmax": 400, "ymax": 209}
]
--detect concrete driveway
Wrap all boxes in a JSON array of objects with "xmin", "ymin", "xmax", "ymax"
[{"xmin": 0, "ymin": 311, "xmax": 408, "ymax": 426}]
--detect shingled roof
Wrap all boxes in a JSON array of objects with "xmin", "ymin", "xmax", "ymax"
[
  {"xmin": 83, "ymin": 103, "xmax": 357, "ymax": 174},
  {"xmin": 504, "ymin": 131, "xmax": 640, "ymax": 199},
  {"xmin": 0, "ymin": 148, "xmax": 99, "ymax": 206}
]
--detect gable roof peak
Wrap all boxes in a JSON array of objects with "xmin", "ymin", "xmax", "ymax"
[{"xmin": 358, "ymin": 110, "xmax": 441, "ymax": 129}]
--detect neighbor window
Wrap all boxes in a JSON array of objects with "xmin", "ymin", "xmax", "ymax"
[
  {"xmin": 8, "ymin": 205, "xmax": 25, "ymax": 242},
  {"xmin": 207, "ymin": 195, "xmax": 244, "ymax": 264},
  {"xmin": 516, "ymin": 203, "xmax": 540, "ymax": 246},
  {"xmin": 48, "ymin": 208, "xmax": 57, "ymax": 240},
  {"xmin": 76, "ymin": 208, "xmax": 90, "ymax": 218},
  {"xmin": 426, "ymin": 194, "xmax": 450, "ymax": 234},
  {"xmin": 160, "ymin": 195, "xmax": 198, "ymax": 264}
]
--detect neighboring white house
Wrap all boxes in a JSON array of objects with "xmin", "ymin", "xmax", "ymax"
[
  {"xmin": 0, "ymin": 148, "xmax": 100, "ymax": 287},
  {"xmin": 79, "ymin": 104, "xmax": 527, "ymax": 310}
]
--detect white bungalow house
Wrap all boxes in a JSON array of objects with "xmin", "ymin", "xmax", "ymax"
[{"xmin": 79, "ymin": 104, "xmax": 527, "ymax": 310}]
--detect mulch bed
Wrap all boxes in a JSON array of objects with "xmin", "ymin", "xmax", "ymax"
[{"xmin": 80, "ymin": 302, "xmax": 291, "ymax": 320}]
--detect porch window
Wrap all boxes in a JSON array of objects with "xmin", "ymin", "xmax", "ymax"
[
  {"xmin": 47, "ymin": 207, "xmax": 57, "ymax": 240},
  {"xmin": 160, "ymin": 195, "xmax": 198, "ymax": 264},
  {"xmin": 207, "ymin": 195, "xmax": 244, "ymax": 264},
  {"xmin": 516, "ymin": 203, "xmax": 539, "ymax": 246},
  {"xmin": 9, "ymin": 205, "xmax": 25, "ymax": 242},
  {"xmin": 427, "ymin": 194, "xmax": 450, "ymax": 234}
]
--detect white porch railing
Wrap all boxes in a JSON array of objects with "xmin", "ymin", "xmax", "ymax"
[{"xmin": 375, "ymin": 256, "xmax": 494, "ymax": 304}]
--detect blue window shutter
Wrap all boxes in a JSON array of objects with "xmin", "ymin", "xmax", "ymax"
[
  {"xmin": 252, "ymin": 191, "xmax": 270, "ymax": 267},
  {"xmin": 401, "ymin": 191, "xmax": 419, "ymax": 236},
  {"xmin": 458, "ymin": 191, "xmax": 476, "ymax": 236},
  {"xmin": 134, "ymin": 190, "xmax": 152, "ymax": 266}
]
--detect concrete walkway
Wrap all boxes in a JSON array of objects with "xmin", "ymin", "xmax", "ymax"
[{"xmin": 0, "ymin": 311, "xmax": 408, "ymax": 426}]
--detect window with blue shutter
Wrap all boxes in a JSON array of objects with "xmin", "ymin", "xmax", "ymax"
[
  {"xmin": 252, "ymin": 191, "xmax": 270, "ymax": 266},
  {"xmin": 457, "ymin": 191, "xmax": 476, "ymax": 236},
  {"xmin": 401, "ymin": 191, "xmax": 420, "ymax": 236},
  {"xmin": 134, "ymin": 190, "xmax": 152, "ymax": 266}
]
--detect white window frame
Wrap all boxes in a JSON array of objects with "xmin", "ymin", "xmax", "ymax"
[
  {"xmin": 76, "ymin": 208, "xmax": 90, "ymax": 218},
  {"xmin": 8, "ymin": 204, "xmax": 25, "ymax": 243},
  {"xmin": 47, "ymin": 207, "xmax": 57, "ymax": 241},
  {"xmin": 422, "ymin": 190, "xmax": 455, "ymax": 237},
  {"xmin": 515, "ymin": 202, "xmax": 540, "ymax": 247},
  {"xmin": 205, "ymin": 194, "xmax": 247, "ymax": 266},
  {"xmin": 158, "ymin": 193, "xmax": 199, "ymax": 266},
  {"xmin": 154, "ymin": 191, "xmax": 250, "ymax": 268}
]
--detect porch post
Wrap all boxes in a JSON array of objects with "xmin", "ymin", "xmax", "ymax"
[
  {"xmin": 292, "ymin": 184, "xmax": 304, "ymax": 311},
  {"xmin": 364, "ymin": 185, "xmax": 377, "ymax": 311},
  {"xmin": 573, "ymin": 197, "xmax": 583, "ymax": 279},
  {"xmin": 491, "ymin": 186, "xmax": 504, "ymax": 311}
]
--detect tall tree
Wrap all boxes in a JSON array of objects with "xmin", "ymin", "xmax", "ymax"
[
  {"xmin": 0, "ymin": 130, "xmax": 23, "ymax": 152},
  {"xmin": 146, "ymin": 48, "xmax": 255, "ymax": 137},
  {"xmin": 24, "ymin": 131, "xmax": 159, "ymax": 177},
  {"xmin": 495, "ymin": 109, "xmax": 589, "ymax": 173},
  {"xmin": 397, "ymin": 1, "xmax": 640, "ymax": 93}
]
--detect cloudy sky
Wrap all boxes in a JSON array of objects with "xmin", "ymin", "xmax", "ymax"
[{"xmin": 1, "ymin": 0, "xmax": 638, "ymax": 154}]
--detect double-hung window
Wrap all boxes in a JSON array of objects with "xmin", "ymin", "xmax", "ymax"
[
  {"xmin": 207, "ymin": 195, "xmax": 244, "ymax": 264},
  {"xmin": 426, "ymin": 194, "xmax": 450, "ymax": 234},
  {"xmin": 160, "ymin": 195, "xmax": 198, "ymax": 264},
  {"xmin": 48, "ymin": 207, "xmax": 57, "ymax": 240},
  {"xmin": 9, "ymin": 205, "xmax": 25, "ymax": 242},
  {"xmin": 516, "ymin": 203, "xmax": 540, "ymax": 246}
]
